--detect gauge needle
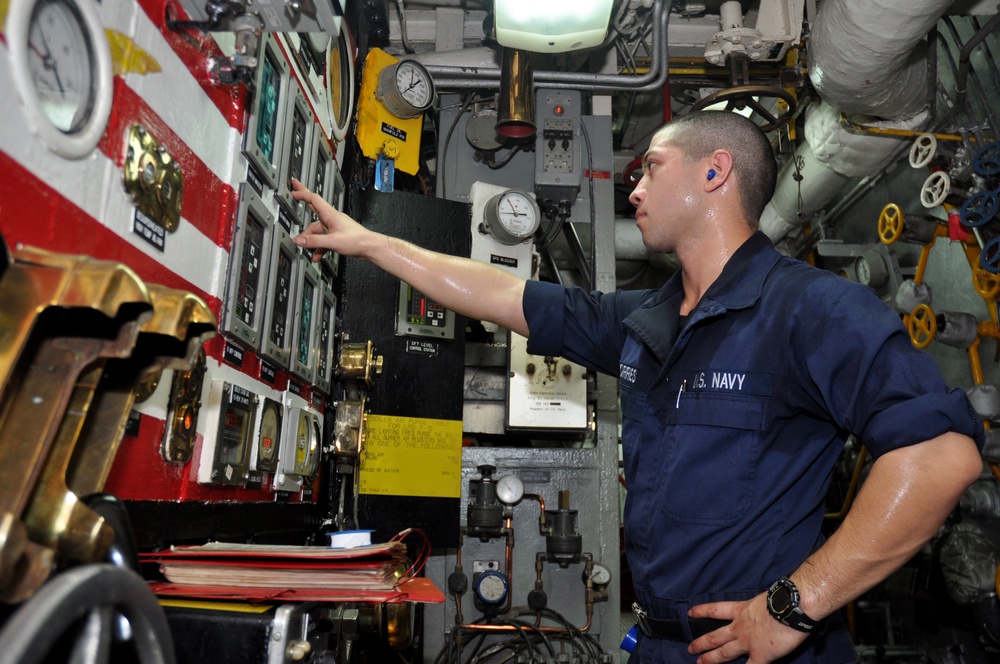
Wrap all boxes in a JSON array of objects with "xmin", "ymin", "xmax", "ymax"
[{"xmin": 30, "ymin": 27, "xmax": 64, "ymax": 94}]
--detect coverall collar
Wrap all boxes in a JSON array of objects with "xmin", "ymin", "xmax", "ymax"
[{"xmin": 623, "ymin": 231, "xmax": 781, "ymax": 363}]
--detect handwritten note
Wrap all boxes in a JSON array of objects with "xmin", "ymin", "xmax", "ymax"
[{"xmin": 359, "ymin": 415, "xmax": 462, "ymax": 498}]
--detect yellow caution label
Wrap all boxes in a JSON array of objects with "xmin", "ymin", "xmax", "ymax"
[{"xmin": 360, "ymin": 414, "xmax": 462, "ymax": 498}]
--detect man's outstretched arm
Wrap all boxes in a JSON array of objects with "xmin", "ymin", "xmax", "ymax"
[{"xmin": 291, "ymin": 179, "xmax": 530, "ymax": 337}]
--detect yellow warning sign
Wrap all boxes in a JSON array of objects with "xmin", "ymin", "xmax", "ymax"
[{"xmin": 360, "ymin": 414, "xmax": 462, "ymax": 498}]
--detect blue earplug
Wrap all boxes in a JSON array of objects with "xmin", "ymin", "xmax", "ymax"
[{"xmin": 707, "ymin": 169, "xmax": 716, "ymax": 180}]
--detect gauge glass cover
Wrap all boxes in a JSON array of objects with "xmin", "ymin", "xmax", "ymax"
[
  {"xmin": 395, "ymin": 61, "xmax": 432, "ymax": 110},
  {"xmin": 496, "ymin": 474, "xmax": 524, "ymax": 504},
  {"xmin": 496, "ymin": 191, "xmax": 539, "ymax": 239}
]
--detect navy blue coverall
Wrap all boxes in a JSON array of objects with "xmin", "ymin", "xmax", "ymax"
[{"xmin": 522, "ymin": 232, "xmax": 985, "ymax": 663}]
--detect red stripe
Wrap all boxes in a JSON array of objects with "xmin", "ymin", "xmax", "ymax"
[
  {"xmin": 0, "ymin": 154, "xmax": 322, "ymax": 502},
  {"xmin": 0, "ymin": 148, "xmax": 219, "ymax": 307},
  {"xmin": 135, "ymin": 0, "xmax": 248, "ymax": 131},
  {"xmin": 99, "ymin": 77, "xmax": 238, "ymax": 251}
]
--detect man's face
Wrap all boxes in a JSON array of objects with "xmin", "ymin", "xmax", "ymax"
[{"xmin": 628, "ymin": 130, "xmax": 698, "ymax": 253}]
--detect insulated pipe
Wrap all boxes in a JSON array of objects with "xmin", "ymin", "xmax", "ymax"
[
  {"xmin": 808, "ymin": 0, "xmax": 954, "ymax": 119},
  {"xmin": 421, "ymin": 0, "xmax": 669, "ymax": 92},
  {"xmin": 765, "ymin": 0, "xmax": 953, "ymax": 239},
  {"xmin": 761, "ymin": 102, "xmax": 925, "ymax": 241}
]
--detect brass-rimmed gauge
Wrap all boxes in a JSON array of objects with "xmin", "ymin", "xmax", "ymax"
[
  {"xmin": 7, "ymin": 0, "xmax": 114, "ymax": 159},
  {"xmin": 483, "ymin": 189, "xmax": 541, "ymax": 245},
  {"xmin": 376, "ymin": 59, "xmax": 435, "ymax": 119},
  {"xmin": 161, "ymin": 347, "xmax": 207, "ymax": 463},
  {"xmin": 327, "ymin": 27, "xmax": 354, "ymax": 141},
  {"xmin": 256, "ymin": 397, "xmax": 282, "ymax": 472}
]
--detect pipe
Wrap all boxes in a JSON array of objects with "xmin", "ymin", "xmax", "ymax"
[
  {"xmin": 808, "ymin": 0, "xmax": 954, "ymax": 119},
  {"xmin": 421, "ymin": 0, "xmax": 670, "ymax": 93},
  {"xmin": 765, "ymin": 0, "xmax": 952, "ymax": 239},
  {"xmin": 761, "ymin": 101, "xmax": 925, "ymax": 241}
]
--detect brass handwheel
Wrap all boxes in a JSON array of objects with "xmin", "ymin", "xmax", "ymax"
[{"xmin": 690, "ymin": 85, "xmax": 797, "ymax": 132}]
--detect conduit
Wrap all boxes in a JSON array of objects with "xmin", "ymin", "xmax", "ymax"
[{"xmin": 419, "ymin": 0, "xmax": 670, "ymax": 93}]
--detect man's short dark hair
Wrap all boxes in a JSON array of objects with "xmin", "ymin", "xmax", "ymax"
[{"xmin": 658, "ymin": 111, "xmax": 777, "ymax": 229}]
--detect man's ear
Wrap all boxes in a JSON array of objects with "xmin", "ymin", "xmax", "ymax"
[{"xmin": 706, "ymin": 150, "xmax": 734, "ymax": 191}]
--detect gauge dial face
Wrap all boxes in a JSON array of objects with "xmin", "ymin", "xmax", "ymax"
[
  {"xmin": 475, "ymin": 572, "xmax": 507, "ymax": 604},
  {"xmin": 327, "ymin": 28, "xmax": 353, "ymax": 139},
  {"xmin": 854, "ymin": 256, "xmax": 871, "ymax": 285},
  {"xmin": 257, "ymin": 400, "xmax": 281, "ymax": 470},
  {"xmin": 27, "ymin": 0, "xmax": 97, "ymax": 133},
  {"xmin": 395, "ymin": 61, "xmax": 433, "ymax": 110},
  {"xmin": 485, "ymin": 189, "xmax": 541, "ymax": 245},
  {"xmin": 496, "ymin": 474, "xmax": 524, "ymax": 505},
  {"xmin": 495, "ymin": 191, "xmax": 539, "ymax": 239},
  {"xmin": 588, "ymin": 562, "xmax": 612, "ymax": 586}
]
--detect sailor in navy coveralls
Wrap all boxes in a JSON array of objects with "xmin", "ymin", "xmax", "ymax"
[{"xmin": 290, "ymin": 110, "xmax": 985, "ymax": 663}]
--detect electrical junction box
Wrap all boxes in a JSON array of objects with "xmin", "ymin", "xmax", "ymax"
[
  {"xmin": 534, "ymin": 89, "xmax": 583, "ymax": 205},
  {"xmin": 355, "ymin": 48, "xmax": 424, "ymax": 175}
]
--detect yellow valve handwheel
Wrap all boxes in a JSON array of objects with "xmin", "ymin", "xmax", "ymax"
[
  {"xmin": 973, "ymin": 264, "xmax": 1000, "ymax": 299},
  {"xmin": 878, "ymin": 203, "xmax": 904, "ymax": 244},
  {"xmin": 907, "ymin": 303, "xmax": 937, "ymax": 349}
]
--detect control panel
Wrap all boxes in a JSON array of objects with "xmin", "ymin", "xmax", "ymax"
[
  {"xmin": 197, "ymin": 381, "xmax": 259, "ymax": 486},
  {"xmin": 276, "ymin": 88, "xmax": 314, "ymax": 226},
  {"xmin": 222, "ymin": 185, "xmax": 273, "ymax": 351},
  {"xmin": 534, "ymin": 89, "xmax": 582, "ymax": 204},
  {"xmin": 290, "ymin": 258, "xmax": 321, "ymax": 383},
  {"xmin": 260, "ymin": 225, "xmax": 296, "ymax": 369},
  {"xmin": 243, "ymin": 35, "xmax": 289, "ymax": 188},
  {"xmin": 396, "ymin": 281, "xmax": 455, "ymax": 340}
]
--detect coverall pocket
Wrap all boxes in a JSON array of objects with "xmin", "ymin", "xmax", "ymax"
[{"xmin": 657, "ymin": 392, "xmax": 766, "ymax": 526}]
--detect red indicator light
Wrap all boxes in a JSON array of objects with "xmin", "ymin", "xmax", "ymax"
[{"xmin": 554, "ymin": 105, "xmax": 564, "ymax": 116}]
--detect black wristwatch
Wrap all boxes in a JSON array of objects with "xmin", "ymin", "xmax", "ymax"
[{"xmin": 766, "ymin": 577, "xmax": 821, "ymax": 633}]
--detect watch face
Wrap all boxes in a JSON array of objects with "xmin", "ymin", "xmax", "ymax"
[{"xmin": 768, "ymin": 584, "xmax": 793, "ymax": 615}]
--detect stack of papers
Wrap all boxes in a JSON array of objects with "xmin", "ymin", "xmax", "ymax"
[{"xmin": 141, "ymin": 541, "xmax": 408, "ymax": 590}]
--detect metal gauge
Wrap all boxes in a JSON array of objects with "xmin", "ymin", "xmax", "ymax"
[
  {"xmin": 208, "ymin": 382, "xmax": 257, "ymax": 486},
  {"xmin": 314, "ymin": 286, "xmax": 337, "ymax": 394},
  {"xmin": 495, "ymin": 474, "xmax": 524, "ymax": 505},
  {"xmin": 474, "ymin": 571, "xmax": 508, "ymax": 605},
  {"xmin": 586, "ymin": 562, "xmax": 612, "ymax": 587},
  {"xmin": 7, "ymin": 0, "xmax": 114, "ymax": 159},
  {"xmin": 260, "ymin": 225, "xmax": 296, "ymax": 369},
  {"xmin": 327, "ymin": 25, "xmax": 354, "ymax": 140},
  {"xmin": 244, "ymin": 35, "xmax": 289, "ymax": 187},
  {"xmin": 277, "ymin": 89, "xmax": 314, "ymax": 225},
  {"xmin": 161, "ymin": 346, "xmax": 207, "ymax": 463},
  {"xmin": 290, "ymin": 259, "xmax": 319, "ymax": 382},
  {"xmin": 483, "ymin": 189, "xmax": 541, "ymax": 245},
  {"xmin": 255, "ymin": 397, "xmax": 282, "ymax": 473},
  {"xmin": 223, "ymin": 185, "xmax": 273, "ymax": 351},
  {"xmin": 854, "ymin": 251, "xmax": 889, "ymax": 288},
  {"xmin": 274, "ymin": 406, "xmax": 321, "ymax": 492},
  {"xmin": 376, "ymin": 59, "xmax": 435, "ymax": 119}
]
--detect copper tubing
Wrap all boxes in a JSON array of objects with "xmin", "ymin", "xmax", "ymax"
[{"xmin": 523, "ymin": 493, "xmax": 548, "ymax": 533}]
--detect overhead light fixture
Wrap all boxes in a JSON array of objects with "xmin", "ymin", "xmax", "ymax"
[{"xmin": 493, "ymin": 0, "xmax": 615, "ymax": 53}]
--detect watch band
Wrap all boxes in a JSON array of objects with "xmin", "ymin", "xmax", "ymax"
[{"xmin": 766, "ymin": 577, "xmax": 821, "ymax": 633}]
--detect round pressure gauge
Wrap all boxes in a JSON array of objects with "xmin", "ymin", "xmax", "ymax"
[
  {"xmin": 7, "ymin": 0, "xmax": 114, "ymax": 159},
  {"xmin": 376, "ymin": 59, "xmax": 435, "ymax": 119},
  {"xmin": 854, "ymin": 251, "xmax": 889, "ymax": 288},
  {"xmin": 495, "ymin": 474, "xmax": 524, "ymax": 505},
  {"xmin": 474, "ymin": 570, "xmax": 508, "ymax": 605},
  {"xmin": 256, "ymin": 398, "xmax": 281, "ymax": 472},
  {"xmin": 585, "ymin": 562, "xmax": 612, "ymax": 587},
  {"xmin": 483, "ymin": 189, "xmax": 541, "ymax": 245},
  {"xmin": 327, "ymin": 26, "xmax": 355, "ymax": 141}
]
